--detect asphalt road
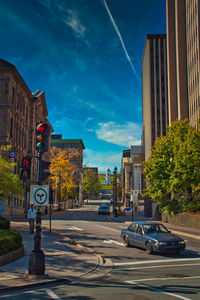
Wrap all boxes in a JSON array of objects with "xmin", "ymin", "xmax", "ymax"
[{"xmin": 1, "ymin": 201, "xmax": 200, "ymax": 300}]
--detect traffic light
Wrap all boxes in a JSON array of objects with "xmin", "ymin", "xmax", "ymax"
[
  {"xmin": 38, "ymin": 160, "xmax": 51, "ymax": 183},
  {"xmin": 20, "ymin": 156, "xmax": 32, "ymax": 180},
  {"xmin": 35, "ymin": 122, "xmax": 50, "ymax": 153}
]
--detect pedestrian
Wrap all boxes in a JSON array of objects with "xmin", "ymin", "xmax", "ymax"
[{"xmin": 27, "ymin": 204, "xmax": 36, "ymax": 234}]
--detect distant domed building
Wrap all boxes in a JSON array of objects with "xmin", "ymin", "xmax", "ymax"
[{"xmin": 101, "ymin": 168, "xmax": 111, "ymax": 185}]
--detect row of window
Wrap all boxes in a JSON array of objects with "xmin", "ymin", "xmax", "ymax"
[
  {"xmin": 10, "ymin": 117, "xmax": 27, "ymax": 151},
  {"xmin": 51, "ymin": 143, "xmax": 78, "ymax": 148},
  {"xmin": 7, "ymin": 198, "xmax": 24, "ymax": 208}
]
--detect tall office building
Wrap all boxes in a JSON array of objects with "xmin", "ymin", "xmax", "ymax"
[
  {"xmin": 185, "ymin": 0, "xmax": 200, "ymax": 126},
  {"xmin": 142, "ymin": 34, "xmax": 168, "ymax": 217},
  {"xmin": 167, "ymin": 0, "xmax": 200, "ymax": 127},
  {"xmin": 166, "ymin": 0, "xmax": 189, "ymax": 126},
  {"xmin": 142, "ymin": 34, "xmax": 168, "ymax": 163}
]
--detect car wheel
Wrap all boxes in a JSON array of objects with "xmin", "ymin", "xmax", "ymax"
[
  {"xmin": 145, "ymin": 241, "xmax": 153, "ymax": 254},
  {"xmin": 123, "ymin": 236, "xmax": 130, "ymax": 247}
]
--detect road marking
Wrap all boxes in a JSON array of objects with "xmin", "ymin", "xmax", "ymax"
[
  {"xmin": 103, "ymin": 239, "xmax": 125, "ymax": 246},
  {"xmin": 125, "ymin": 281, "xmax": 193, "ymax": 300},
  {"xmin": 118, "ymin": 225, "xmax": 127, "ymax": 229},
  {"xmin": 115, "ymin": 262, "xmax": 200, "ymax": 270},
  {"xmin": 67, "ymin": 226, "xmax": 83, "ymax": 231},
  {"xmin": 114, "ymin": 257, "xmax": 200, "ymax": 266},
  {"xmin": 46, "ymin": 289, "xmax": 62, "ymax": 299},
  {"xmin": 97, "ymin": 224, "xmax": 121, "ymax": 233}
]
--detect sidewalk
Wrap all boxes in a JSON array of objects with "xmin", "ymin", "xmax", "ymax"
[
  {"xmin": 0, "ymin": 216, "xmax": 112, "ymax": 293},
  {"xmin": 109, "ymin": 211, "xmax": 200, "ymax": 240}
]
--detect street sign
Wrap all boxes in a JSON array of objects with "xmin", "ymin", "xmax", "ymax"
[
  {"xmin": 9, "ymin": 151, "xmax": 15, "ymax": 162},
  {"xmin": 31, "ymin": 185, "xmax": 49, "ymax": 206}
]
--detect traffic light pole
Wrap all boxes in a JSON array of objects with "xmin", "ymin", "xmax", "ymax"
[{"xmin": 28, "ymin": 151, "xmax": 45, "ymax": 276}]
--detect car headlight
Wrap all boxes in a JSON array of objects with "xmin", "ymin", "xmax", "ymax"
[
  {"xmin": 179, "ymin": 241, "xmax": 185, "ymax": 245},
  {"xmin": 158, "ymin": 242, "xmax": 167, "ymax": 246}
]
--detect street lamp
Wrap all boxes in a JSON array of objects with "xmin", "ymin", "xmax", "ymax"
[{"xmin": 113, "ymin": 167, "xmax": 118, "ymax": 217}]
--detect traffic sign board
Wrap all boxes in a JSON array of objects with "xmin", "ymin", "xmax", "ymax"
[{"xmin": 31, "ymin": 185, "xmax": 49, "ymax": 206}]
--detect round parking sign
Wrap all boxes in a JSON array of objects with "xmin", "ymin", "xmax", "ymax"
[{"xmin": 34, "ymin": 187, "xmax": 47, "ymax": 205}]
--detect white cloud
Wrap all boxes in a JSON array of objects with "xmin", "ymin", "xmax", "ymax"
[
  {"xmin": 65, "ymin": 9, "xmax": 86, "ymax": 37},
  {"xmin": 96, "ymin": 121, "xmax": 141, "ymax": 147},
  {"xmin": 84, "ymin": 149, "xmax": 122, "ymax": 173}
]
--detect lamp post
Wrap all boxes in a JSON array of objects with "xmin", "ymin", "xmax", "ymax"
[{"xmin": 113, "ymin": 167, "xmax": 118, "ymax": 217}]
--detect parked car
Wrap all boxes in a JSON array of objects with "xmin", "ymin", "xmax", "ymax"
[
  {"xmin": 98, "ymin": 204, "xmax": 110, "ymax": 215},
  {"xmin": 123, "ymin": 207, "xmax": 131, "ymax": 211},
  {"xmin": 121, "ymin": 221, "xmax": 186, "ymax": 254}
]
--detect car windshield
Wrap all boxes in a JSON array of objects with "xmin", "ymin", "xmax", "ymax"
[{"xmin": 143, "ymin": 224, "xmax": 169, "ymax": 234}]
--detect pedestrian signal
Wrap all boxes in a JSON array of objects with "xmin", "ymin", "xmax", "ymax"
[{"xmin": 20, "ymin": 156, "xmax": 32, "ymax": 180}]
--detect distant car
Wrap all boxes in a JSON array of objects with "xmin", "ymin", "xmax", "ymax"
[
  {"xmin": 98, "ymin": 204, "xmax": 110, "ymax": 215},
  {"xmin": 123, "ymin": 207, "xmax": 131, "ymax": 211},
  {"xmin": 121, "ymin": 222, "xmax": 186, "ymax": 254}
]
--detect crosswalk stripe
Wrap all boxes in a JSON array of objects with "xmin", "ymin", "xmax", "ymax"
[{"xmin": 114, "ymin": 257, "xmax": 200, "ymax": 266}]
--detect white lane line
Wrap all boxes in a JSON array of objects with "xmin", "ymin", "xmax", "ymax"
[
  {"xmin": 97, "ymin": 224, "xmax": 121, "ymax": 233},
  {"xmin": 46, "ymin": 289, "xmax": 62, "ymax": 299},
  {"xmin": 114, "ymin": 257, "xmax": 200, "ymax": 266},
  {"xmin": 127, "ymin": 275, "xmax": 200, "ymax": 282},
  {"xmin": 103, "ymin": 239, "xmax": 125, "ymax": 246},
  {"xmin": 118, "ymin": 226, "xmax": 127, "ymax": 229},
  {"xmin": 125, "ymin": 281, "xmax": 192, "ymax": 300},
  {"xmin": 67, "ymin": 226, "xmax": 83, "ymax": 231},
  {"xmin": 115, "ymin": 262, "xmax": 200, "ymax": 270}
]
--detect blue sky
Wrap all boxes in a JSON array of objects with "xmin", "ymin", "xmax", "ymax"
[{"xmin": 0, "ymin": 0, "xmax": 166, "ymax": 173}]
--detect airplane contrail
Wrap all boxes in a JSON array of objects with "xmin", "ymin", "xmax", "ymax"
[{"xmin": 103, "ymin": 0, "xmax": 140, "ymax": 83}]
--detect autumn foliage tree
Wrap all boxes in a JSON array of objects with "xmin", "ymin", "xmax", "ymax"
[
  {"xmin": 50, "ymin": 147, "xmax": 81, "ymax": 210},
  {"xmin": 143, "ymin": 119, "xmax": 200, "ymax": 214}
]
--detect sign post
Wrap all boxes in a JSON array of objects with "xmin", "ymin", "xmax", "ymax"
[{"xmin": 28, "ymin": 184, "xmax": 49, "ymax": 275}]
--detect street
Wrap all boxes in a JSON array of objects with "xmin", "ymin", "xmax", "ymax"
[{"xmin": 1, "ymin": 201, "xmax": 200, "ymax": 300}]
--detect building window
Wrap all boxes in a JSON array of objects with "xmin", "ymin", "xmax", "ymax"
[{"xmin": 10, "ymin": 118, "xmax": 13, "ymax": 138}]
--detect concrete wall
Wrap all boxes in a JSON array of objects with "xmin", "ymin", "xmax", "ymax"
[{"xmin": 162, "ymin": 212, "xmax": 200, "ymax": 229}]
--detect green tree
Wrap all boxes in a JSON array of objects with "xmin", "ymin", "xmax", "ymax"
[
  {"xmin": 0, "ymin": 146, "xmax": 24, "ymax": 199},
  {"xmin": 143, "ymin": 119, "xmax": 200, "ymax": 214},
  {"xmin": 83, "ymin": 170, "xmax": 102, "ymax": 199}
]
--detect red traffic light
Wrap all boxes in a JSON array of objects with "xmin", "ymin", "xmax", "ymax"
[
  {"xmin": 36, "ymin": 123, "xmax": 48, "ymax": 133},
  {"xmin": 35, "ymin": 122, "xmax": 50, "ymax": 153}
]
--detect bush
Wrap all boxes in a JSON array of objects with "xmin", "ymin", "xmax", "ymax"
[
  {"xmin": 0, "ymin": 230, "xmax": 22, "ymax": 255},
  {"xmin": 0, "ymin": 216, "xmax": 10, "ymax": 230}
]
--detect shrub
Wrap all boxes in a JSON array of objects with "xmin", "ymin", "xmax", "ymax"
[
  {"xmin": 0, "ymin": 216, "xmax": 10, "ymax": 230},
  {"xmin": 0, "ymin": 230, "xmax": 22, "ymax": 255}
]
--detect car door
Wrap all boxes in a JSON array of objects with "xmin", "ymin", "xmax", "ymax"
[
  {"xmin": 135, "ymin": 225, "xmax": 146, "ymax": 248},
  {"xmin": 126, "ymin": 223, "xmax": 136, "ymax": 246}
]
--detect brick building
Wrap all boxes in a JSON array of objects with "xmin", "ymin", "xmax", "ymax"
[{"xmin": 0, "ymin": 58, "xmax": 53, "ymax": 215}]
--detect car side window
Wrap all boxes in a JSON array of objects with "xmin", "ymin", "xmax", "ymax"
[
  {"xmin": 128, "ymin": 224, "xmax": 136, "ymax": 232},
  {"xmin": 136, "ymin": 225, "xmax": 142, "ymax": 234}
]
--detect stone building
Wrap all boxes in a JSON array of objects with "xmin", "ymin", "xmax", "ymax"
[{"xmin": 0, "ymin": 58, "xmax": 53, "ymax": 215}]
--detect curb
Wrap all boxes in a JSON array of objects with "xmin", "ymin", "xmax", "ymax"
[{"xmin": 0, "ymin": 245, "xmax": 24, "ymax": 267}]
